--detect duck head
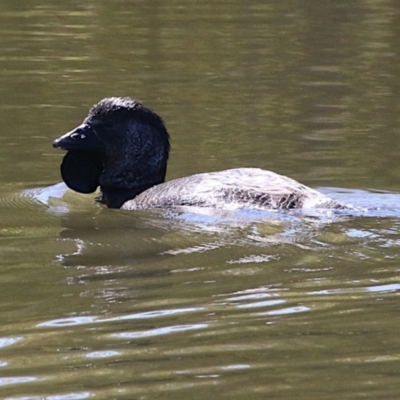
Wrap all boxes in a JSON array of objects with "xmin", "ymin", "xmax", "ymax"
[{"xmin": 53, "ymin": 97, "xmax": 170, "ymax": 208}]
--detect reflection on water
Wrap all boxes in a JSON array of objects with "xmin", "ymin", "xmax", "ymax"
[
  {"xmin": 1, "ymin": 183, "xmax": 400, "ymax": 398},
  {"xmin": 1, "ymin": 0, "xmax": 400, "ymax": 399},
  {"xmin": 18, "ymin": 182, "xmax": 400, "ymax": 273}
]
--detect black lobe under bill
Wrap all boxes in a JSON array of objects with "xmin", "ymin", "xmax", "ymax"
[{"xmin": 61, "ymin": 151, "xmax": 103, "ymax": 194}]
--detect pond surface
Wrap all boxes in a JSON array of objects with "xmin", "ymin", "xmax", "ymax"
[{"xmin": 1, "ymin": 1, "xmax": 400, "ymax": 399}]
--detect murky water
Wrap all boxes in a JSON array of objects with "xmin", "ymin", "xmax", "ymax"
[{"xmin": 1, "ymin": 1, "xmax": 400, "ymax": 399}]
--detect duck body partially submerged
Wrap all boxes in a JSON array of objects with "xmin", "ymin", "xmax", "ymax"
[
  {"xmin": 52, "ymin": 97, "xmax": 351, "ymax": 211},
  {"xmin": 121, "ymin": 168, "xmax": 346, "ymax": 211}
]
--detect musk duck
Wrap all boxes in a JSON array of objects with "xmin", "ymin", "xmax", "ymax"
[{"xmin": 53, "ymin": 97, "xmax": 350, "ymax": 211}]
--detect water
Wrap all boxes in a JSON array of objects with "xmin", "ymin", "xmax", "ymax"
[{"xmin": 1, "ymin": 1, "xmax": 400, "ymax": 399}]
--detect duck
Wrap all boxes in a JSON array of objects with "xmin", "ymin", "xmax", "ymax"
[{"xmin": 52, "ymin": 97, "xmax": 351, "ymax": 211}]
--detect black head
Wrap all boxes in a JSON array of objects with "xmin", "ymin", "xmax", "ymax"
[{"xmin": 53, "ymin": 97, "xmax": 170, "ymax": 208}]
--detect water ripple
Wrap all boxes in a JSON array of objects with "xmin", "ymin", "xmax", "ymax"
[
  {"xmin": 85, "ymin": 351, "xmax": 120, "ymax": 359},
  {"xmin": 309, "ymin": 283, "xmax": 400, "ymax": 295},
  {"xmin": 112, "ymin": 323, "xmax": 208, "ymax": 339},
  {"xmin": 0, "ymin": 337, "xmax": 23, "ymax": 348},
  {"xmin": 0, "ymin": 376, "xmax": 40, "ymax": 387},
  {"xmin": 37, "ymin": 307, "xmax": 204, "ymax": 328},
  {"xmin": 6, "ymin": 392, "xmax": 92, "ymax": 400}
]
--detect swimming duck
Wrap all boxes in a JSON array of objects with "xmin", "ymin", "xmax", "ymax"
[{"xmin": 53, "ymin": 97, "xmax": 350, "ymax": 211}]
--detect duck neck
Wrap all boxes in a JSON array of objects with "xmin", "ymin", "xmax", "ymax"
[{"xmin": 97, "ymin": 182, "xmax": 158, "ymax": 208}]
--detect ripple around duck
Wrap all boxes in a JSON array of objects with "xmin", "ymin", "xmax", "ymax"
[
  {"xmin": 7, "ymin": 183, "xmax": 396, "ymax": 266},
  {"xmin": 4, "ymin": 182, "xmax": 400, "ymax": 220},
  {"xmin": 0, "ymin": 185, "xmax": 45, "ymax": 210},
  {"xmin": 0, "ymin": 183, "xmax": 74, "ymax": 218},
  {"xmin": 2, "ymin": 183, "xmax": 400, "ymax": 263},
  {"xmin": 320, "ymin": 187, "xmax": 400, "ymax": 218},
  {"xmin": 0, "ymin": 182, "xmax": 100, "ymax": 216}
]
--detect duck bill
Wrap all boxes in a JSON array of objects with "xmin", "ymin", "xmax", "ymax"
[
  {"xmin": 53, "ymin": 123, "xmax": 105, "ymax": 152},
  {"xmin": 53, "ymin": 124, "xmax": 105, "ymax": 193}
]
